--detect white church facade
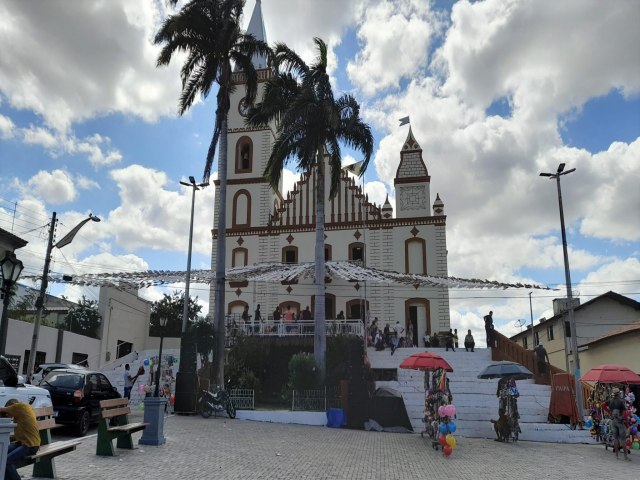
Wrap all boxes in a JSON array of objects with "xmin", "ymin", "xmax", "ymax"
[{"xmin": 208, "ymin": 2, "xmax": 451, "ymax": 344}]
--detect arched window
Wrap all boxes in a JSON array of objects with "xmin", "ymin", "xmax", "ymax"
[
  {"xmin": 235, "ymin": 136, "xmax": 253, "ymax": 173},
  {"xmin": 311, "ymin": 293, "xmax": 336, "ymax": 320},
  {"xmin": 228, "ymin": 300, "xmax": 248, "ymax": 315},
  {"xmin": 348, "ymin": 242, "xmax": 365, "ymax": 263},
  {"xmin": 346, "ymin": 299, "xmax": 369, "ymax": 321},
  {"xmin": 232, "ymin": 247, "xmax": 248, "ymax": 267},
  {"xmin": 405, "ymin": 238, "xmax": 426, "ymax": 274},
  {"xmin": 282, "ymin": 246, "xmax": 298, "ymax": 264},
  {"xmin": 232, "ymin": 189, "xmax": 251, "ymax": 227}
]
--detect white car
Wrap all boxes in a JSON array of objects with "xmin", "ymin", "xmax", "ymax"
[
  {"xmin": 31, "ymin": 363, "xmax": 88, "ymax": 385},
  {"xmin": 0, "ymin": 356, "xmax": 52, "ymax": 408}
]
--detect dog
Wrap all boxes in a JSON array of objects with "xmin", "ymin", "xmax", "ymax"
[{"xmin": 491, "ymin": 409, "xmax": 511, "ymax": 442}]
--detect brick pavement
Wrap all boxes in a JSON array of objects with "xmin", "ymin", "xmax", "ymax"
[{"xmin": 21, "ymin": 412, "xmax": 635, "ymax": 480}]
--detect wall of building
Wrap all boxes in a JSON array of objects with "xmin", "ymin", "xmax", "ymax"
[
  {"xmin": 4, "ymin": 318, "xmax": 100, "ymax": 374},
  {"xmin": 580, "ymin": 331, "xmax": 640, "ymax": 374},
  {"xmin": 97, "ymin": 286, "xmax": 152, "ymax": 368}
]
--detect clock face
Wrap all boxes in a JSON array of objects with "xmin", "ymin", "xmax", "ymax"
[{"xmin": 238, "ymin": 97, "xmax": 251, "ymax": 117}]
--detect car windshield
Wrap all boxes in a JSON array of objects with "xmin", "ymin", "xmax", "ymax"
[{"xmin": 43, "ymin": 372, "xmax": 83, "ymax": 389}]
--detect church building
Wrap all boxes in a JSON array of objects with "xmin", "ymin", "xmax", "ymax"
[{"xmin": 208, "ymin": 1, "xmax": 451, "ymax": 344}]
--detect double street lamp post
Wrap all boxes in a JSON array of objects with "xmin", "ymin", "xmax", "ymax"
[
  {"xmin": 540, "ymin": 162, "xmax": 584, "ymax": 420},
  {"xmin": 0, "ymin": 252, "xmax": 25, "ymax": 355}
]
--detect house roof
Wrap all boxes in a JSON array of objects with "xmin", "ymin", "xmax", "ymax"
[
  {"xmin": 583, "ymin": 320, "xmax": 640, "ymax": 346},
  {"xmin": 510, "ymin": 291, "xmax": 640, "ymax": 341}
]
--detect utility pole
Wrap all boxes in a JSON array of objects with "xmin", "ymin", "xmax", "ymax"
[
  {"xmin": 529, "ymin": 292, "xmax": 534, "ymax": 349},
  {"xmin": 26, "ymin": 212, "xmax": 57, "ymax": 380},
  {"xmin": 540, "ymin": 163, "xmax": 583, "ymax": 420}
]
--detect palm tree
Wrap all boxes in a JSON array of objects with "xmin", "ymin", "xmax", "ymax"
[
  {"xmin": 247, "ymin": 38, "xmax": 373, "ymax": 383},
  {"xmin": 154, "ymin": 0, "xmax": 269, "ymax": 385}
]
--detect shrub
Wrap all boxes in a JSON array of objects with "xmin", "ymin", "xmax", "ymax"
[{"xmin": 288, "ymin": 353, "xmax": 317, "ymax": 390}]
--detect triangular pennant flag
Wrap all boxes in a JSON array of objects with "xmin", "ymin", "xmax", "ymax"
[{"xmin": 398, "ymin": 116, "xmax": 410, "ymax": 126}]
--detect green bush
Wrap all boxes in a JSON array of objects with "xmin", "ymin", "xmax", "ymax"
[{"xmin": 288, "ymin": 353, "xmax": 317, "ymax": 390}]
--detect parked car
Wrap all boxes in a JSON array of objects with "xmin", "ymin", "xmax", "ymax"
[
  {"xmin": 0, "ymin": 356, "xmax": 52, "ymax": 408},
  {"xmin": 40, "ymin": 369, "xmax": 121, "ymax": 436},
  {"xmin": 31, "ymin": 363, "xmax": 88, "ymax": 385}
]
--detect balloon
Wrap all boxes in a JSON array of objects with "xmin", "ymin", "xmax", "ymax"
[
  {"xmin": 138, "ymin": 403, "xmax": 144, "ymax": 410},
  {"xmin": 443, "ymin": 445, "xmax": 452, "ymax": 457},
  {"xmin": 448, "ymin": 421, "xmax": 457, "ymax": 433},
  {"xmin": 438, "ymin": 434, "xmax": 447, "ymax": 446},
  {"xmin": 448, "ymin": 405, "xmax": 456, "ymax": 417},
  {"xmin": 633, "ymin": 442, "xmax": 639, "ymax": 450},
  {"xmin": 143, "ymin": 358, "xmax": 149, "ymax": 366},
  {"xmin": 438, "ymin": 406, "xmax": 445, "ymax": 417},
  {"xmin": 439, "ymin": 423, "xmax": 448, "ymax": 434},
  {"xmin": 138, "ymin": 384, "xmax": 145, "ymax": 394},
  {"xmin": 449, "ymin": 436, "xmax": 457, "ymax": 449},
  {"xmin": 630, "ymin": 426, "xmax": 638, "ymax": 435},
  {"xmin": 149, "ymin": 359, "xmax": 153, "ymax": 367},
  {"xmin": 585, "ymin": 420, "xmax": 592, "ymax": 428},
  {"xmin": 170, "ymin": 394, "xmax": 175, "ymax": 405}
]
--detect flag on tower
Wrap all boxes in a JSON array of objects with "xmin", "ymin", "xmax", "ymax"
[
  {"xmin": 342, "ymin": 160, "xmax": 365, "ymax": 176},
  {"xmin": 398, "ymin": 116, "xmax": 410, "ymax": 126}
]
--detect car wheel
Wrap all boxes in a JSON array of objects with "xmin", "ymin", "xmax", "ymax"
[{"xmin": 75, "ymin": 410, "xmax": 90, "ymax": 437}]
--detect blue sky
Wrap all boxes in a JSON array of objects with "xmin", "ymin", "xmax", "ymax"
[{"xmin": 1, "ymin": 0, "xmax": 638, "ymax": 340}]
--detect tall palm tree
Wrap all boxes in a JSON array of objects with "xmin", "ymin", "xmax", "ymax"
[
  {"xmin": 154, "ymin": 0, "xmax": 269, "ymax": 385},
  {"xmin": 247, "ymin": 38, "xmax": 373, "ymax": 383}
]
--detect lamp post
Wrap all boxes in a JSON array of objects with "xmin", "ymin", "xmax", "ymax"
[
  {"xmin": 154, "ymin": 317, "xmax": 168, "ymax": 398},
  {"xmin": 26, "ymin": 213, "xmax": 100, "ymax": 380},
  {"xmin": 174, "ymin": 176, "xmax": 207, "ymax": 414},
  {"xmin": 540, "ymin": 163, "xmax": 583, "ymax": 419},
  {"xmin": 529, "ymin": 292, "xmax": 534, "ymax": 350},
  {"xmin": 0, "ymin": 252, "xmax": 24, "ymax": 355}
]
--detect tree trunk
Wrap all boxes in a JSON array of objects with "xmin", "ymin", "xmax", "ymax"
[
  {"xmin": 214, "ymin": 115, "xmax": 228, "ymax": 387},
  {"xmin": 313, "ymin": 153, "xmax": 326, "ymax": 385}
]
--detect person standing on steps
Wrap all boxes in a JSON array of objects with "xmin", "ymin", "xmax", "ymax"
[
  {"xmin": 534, "ymin": 343, "xmax": 550, "ymax": 376},
  {"xmin": 453, "ymin": 329, "xmax": 459, "ymax": 349},
  {"xmin": 484, "ymin": 311, "xmax": 494, "ymax": 347},
  {"xmin": 445, "ymin": 328, "xmax": 456, "ymax": 352}
]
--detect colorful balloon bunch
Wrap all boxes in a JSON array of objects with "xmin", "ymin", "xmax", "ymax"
[{"xmin": 437, "ymin": 432, "xmax": 458, "ymax": 456}]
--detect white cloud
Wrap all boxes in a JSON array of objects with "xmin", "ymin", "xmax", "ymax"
[
  {"xmin": 107, "ymin": 165, "xmax": 215, "ymax": 255},
  {"xmin": 0, "ymin": 0, "xmax": 181, "ymax": 132},
  {"xmin": 347, "ymin": 0, "xmax": 439, "ymax": 96},
  {"xmin": 75, "ymin": 174, "xmax": 101, "ymax": 191},
  {"xmin": 25, "ymin": 169, "xmax": 77, "ymax": 205},
  {"xmin": 0, "ymin": 114, "xmax": 15, "ymax": 139}
]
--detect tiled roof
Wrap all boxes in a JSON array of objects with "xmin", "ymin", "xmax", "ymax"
[{"xmin": 583, "ymin": 320, "xmax": 640, "ymax": 346}]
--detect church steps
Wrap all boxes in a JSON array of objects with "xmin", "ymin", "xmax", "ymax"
[{"xmin": 367, "ymin": 346, "xmax": 594, "ymax": 443}]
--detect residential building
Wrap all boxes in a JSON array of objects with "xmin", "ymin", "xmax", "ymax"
[{"xmin": 510, "ymin": 291, "xmax": 640, "ymax": 372}]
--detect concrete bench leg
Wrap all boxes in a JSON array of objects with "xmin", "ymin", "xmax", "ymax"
[
  {"xmin": 96, "ymin": 422, "xmax": 116, "ymax": 456},
  {"xmin": 116, "ymin": 433, "xmax": 134, "ymax": 450},
  {"xmin": 33, "ymin": 457, "xmax": 56, "ymax": 478}
]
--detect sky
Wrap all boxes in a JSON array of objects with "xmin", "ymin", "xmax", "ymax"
[{"xmin": 1, "ymin": 0, "xmax": 639, "ymax": 345}]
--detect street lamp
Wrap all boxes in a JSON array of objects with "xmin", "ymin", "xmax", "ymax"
[
  {"xmin": 154, "ymin": 317, "xmax": 168, "ymax": 398},
  {"xmin": 529, "ymin": 292, "xmax": 534, "ymax": 350},
  {"xmin": 0, "ymin": 251, "xmax": 24, "ymax": 354},
  {"xmin": 540, "ymin": 162, "xmax": 583, "ymax": 419},
  {"xmin": 174, "ymin": 176, "xmax": 208, "ymax": 414},
  {"xmin": 26, "ymin": 213, "xmax": 100, "ymax": 380}
]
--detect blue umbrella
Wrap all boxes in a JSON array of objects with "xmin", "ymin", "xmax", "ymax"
[{"xmin": 477, "ymin": 361, "xmax": 533, "ymax": 380}]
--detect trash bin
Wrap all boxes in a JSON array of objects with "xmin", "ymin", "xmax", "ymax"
[{"xmin": 326, "ymin": 408, "xmax": 345, "ymax": 428}]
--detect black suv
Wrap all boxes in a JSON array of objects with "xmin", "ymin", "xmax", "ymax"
[{"xmin": 40, "ymin": 369, "xmax": 121, "ymax": 436}]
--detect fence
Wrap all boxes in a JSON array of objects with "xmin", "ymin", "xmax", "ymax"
[
  {"xmin": 229, "ymin": 388, "xmax": 255, "ymax": 410},
  {"xmin": 291, "ymin": 386, "xmax": 341, "ymax": 411}
]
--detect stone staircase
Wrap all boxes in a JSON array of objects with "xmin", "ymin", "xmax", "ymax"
[{"xmin": 367, "ymin": 346, "xmax": 596, "ymax": 444}]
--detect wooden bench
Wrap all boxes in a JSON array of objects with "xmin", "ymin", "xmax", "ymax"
[
  {"xmin": 14, "ymin": 406, "xmax": 81, "ymax": 479},
  {"xmin": 96, "ymin": 398, "xmax": 148, "ymax": 456}
]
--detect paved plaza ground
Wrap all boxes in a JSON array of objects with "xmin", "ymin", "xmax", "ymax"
[{"xmin": 21, "ymin": 411, "xmax": 636, "ymax": 480}]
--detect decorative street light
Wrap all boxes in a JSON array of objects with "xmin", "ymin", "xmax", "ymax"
[
  {"xmin": 0, "ymin": 251, "xmax": 25, "ymax": 354},
  {"xmin": 540, "ymin": 162, "xmax": 583, "ymax": 419},
  {"xmin": 154, "ymin": 317, "xmax": 168, "ymax": 398},
  {"xmin": 174, "ymin": 176, "xmax": 208, "ymax": 414},
  {"xmin": 26, "ymin": 213, "xmax": 101, "ymax": 380}
]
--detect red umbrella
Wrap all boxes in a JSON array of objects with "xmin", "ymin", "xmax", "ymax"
[
  {"xmin": 580, "ymin": 364, "xmax": 640, "ymax": 384},
  {"xmin": 399, "ymin": 352, "xmax": 453, "ymax": 372}
]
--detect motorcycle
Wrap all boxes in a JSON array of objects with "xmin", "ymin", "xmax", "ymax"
[{"xmin": 198, "ymin": 382, "xmax": 236, "ymax": 419}]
